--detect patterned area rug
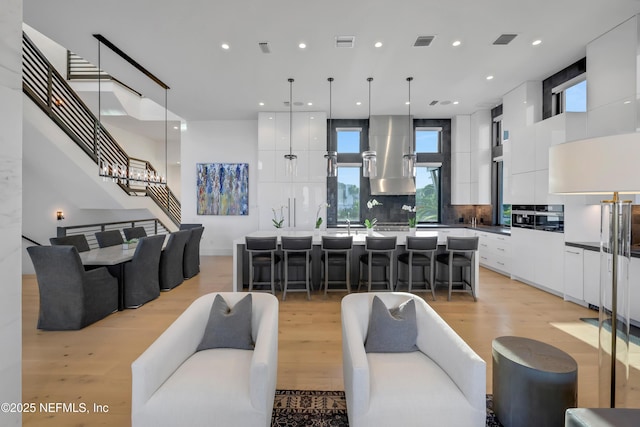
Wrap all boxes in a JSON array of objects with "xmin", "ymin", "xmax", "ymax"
[{"xmin": 271, "ymin": 390, "xmax": 503, "ymax": 427}]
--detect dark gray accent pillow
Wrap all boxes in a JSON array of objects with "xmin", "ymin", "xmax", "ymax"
[
  {"xmin": 197, "ymin": 294, "xmax": 254, "ymax": 351},
  {"xmin": 364, "ymin": 296, "xmax": 418, "ymax": 353}
]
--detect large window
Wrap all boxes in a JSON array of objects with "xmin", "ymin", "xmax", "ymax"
[
  {"xmin": 337, "ymin": 166, "xmax": 360, "ymax": 222},
  {"xmin": 415, "ymin": 166, "xmax": 440, "ymax": 222},
  {"xmin": 415, "ymin": 128, "xmax": 440, "ymax": 153},
  {"xmin": 336, "ymin": 128, "xmax": 361, "ymax": 153}
]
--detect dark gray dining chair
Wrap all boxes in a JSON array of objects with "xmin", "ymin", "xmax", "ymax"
[
  {"xmin": 436, "ymin": 236, "xmax": 479, "ymax": 301},
  {"xmin": 124, "ymin": 235, "xmax": 165, "ymax": 308},
  {"xmin": 183, "ymin": 226, "xmax": 205, "ymax": 279},
  {"xmin": 321, "ymin": 235, "xmax": 353, "ymax": 296},
  {"xmin": 95, "ymin": 230, "xmax": 124, "ymax": 248},
  {"xmin": 397, "ymin": 236, "xmax": 438, "ymax": 300},
  {"xmin": 245, "ymin": 236, "xmax": 281, "ymax": 295},
  {"xmin": 159, "ymin": 230, "xmax": 191, "ymax": 291},
  {"xmin": 359, "ymin": 236, "xmax": 397, "ymax": 292},
  {"xmin": 49, "ymin": 234, "xmax": 91, "ymax": 252},
  {"xmin": 123, "ymin": 226, "xmax": 147, "ymax": 241},
  {"xmin": 281, "ymin": 236, "xmax": 313, "ymax": 301},
  {"xmin": 27, "ymin": 245, "xmax": 118, "ymax": 330}
]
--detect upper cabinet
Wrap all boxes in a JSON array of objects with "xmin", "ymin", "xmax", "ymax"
[{"xmin": 451, "ymin": 111, "xmax": 491, "ymax": 205}]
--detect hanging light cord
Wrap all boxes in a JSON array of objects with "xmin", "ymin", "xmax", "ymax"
[
  {"xmin": 408, "ymin": 76, "xmax": 413, "ymax": 153},
  {"xmin": 289, "ymin": 78, "xmax": 294, "ymax": 156},
  {"xmin": 367, "ymin": 77, "xmax": 373, "ymax": 150},
  {"xmin": 329, "ymin": 77, "xmax": 333, "ymax": 148},
  {"xmin": 165, "ymin": 87, "xmax": 168, "ymax": 185}
]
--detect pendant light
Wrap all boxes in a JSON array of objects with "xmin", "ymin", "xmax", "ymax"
[
  {"xmin": 284, "ymin": 78, "xmax": 298, "ymax": 177},
  {"xmin": 402, "ymin": 77, "xmax": 417, "ymax": 177},
  {"xmin": 324, "ymin": 77, "xmax": 337, "ymax": 177},
  {"xmin": 362, "ymin": 77, "xmax": 377, "ymax": 178}
]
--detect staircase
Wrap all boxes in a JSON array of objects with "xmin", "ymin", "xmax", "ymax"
[{"xmin": 22, "ymin": 32, "xmax": 181, "ymax": 226}]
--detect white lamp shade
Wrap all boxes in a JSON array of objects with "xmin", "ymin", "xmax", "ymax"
[{"xmin": 549, "ymin": 132, "xmax": 640, "ymax": 194}]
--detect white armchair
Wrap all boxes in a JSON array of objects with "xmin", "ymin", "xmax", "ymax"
[
  {"xmin": 342, "ymin": 292, "xmax": 486, "ymax": 427},
  {"xmin": 131, "ymin": 292, "xmax": 278, "ymax": 427}
]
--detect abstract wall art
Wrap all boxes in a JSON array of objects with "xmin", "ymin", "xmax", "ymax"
[{"xmin": 196, "ymin": 163, "xmax": 249, "ymax": 215}]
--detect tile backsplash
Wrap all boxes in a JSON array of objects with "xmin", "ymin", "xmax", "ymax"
[{"xmin": 443, "ymin": 205, "xmax": 493, "ymax": 226}]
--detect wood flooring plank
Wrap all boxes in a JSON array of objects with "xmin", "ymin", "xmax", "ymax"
[{"xmin": 22, "ymin": 256, "xmax": 603, "ymax": 427}]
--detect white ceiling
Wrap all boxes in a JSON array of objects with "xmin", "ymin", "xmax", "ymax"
[{"xmin": 23, "ymin": 0, "xmax": 640, "ymax": 121}]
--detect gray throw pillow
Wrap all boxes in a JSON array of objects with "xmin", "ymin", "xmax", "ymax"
[
  {"xmin": 197, "ymin": 294, "xmax": 253, "ymax": 351},
  {"xmin": 364, "ymin": 296, "xmax": 418, "ymax": 353}
]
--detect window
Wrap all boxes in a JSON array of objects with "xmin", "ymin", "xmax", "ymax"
[
  {"xmin": 565, "ymin": 80, "xmax": 586, "ymax": 112},
  {"xmin": 415, "ymin": 166, "xmax": 440, "ymax": 222},
  {"xmin": 497, "ymin": 162, "xmax": 511, "ymax": 226},
  {"xmin": 415, "ymin": 128, "xmax": 440, "ymax": 153},
  {"xmin": 552, "ymin": 75, "xmax": 586, "ymax": 115},
  {"xmin": 336, "ymin": 128, "xmax": 361, "ymax": 153},
  {"xmin": 337, "ymin": 166, "xmax": 360, "ymax": 222}
]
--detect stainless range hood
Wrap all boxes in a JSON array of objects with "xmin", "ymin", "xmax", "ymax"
[{"xmin": 368, "ymin": 115, "xmax": 416, "ymax": 195}]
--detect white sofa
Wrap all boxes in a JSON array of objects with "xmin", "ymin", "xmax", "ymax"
[
  {"xmin": 131, "ymin": 292, "xmax": 278, "ymax": 427},
  {"xmin": 342, "ymin": 292, "xmax": 486, "ymax": 427}
]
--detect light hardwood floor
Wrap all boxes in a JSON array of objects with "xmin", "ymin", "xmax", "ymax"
[{"xmin": 22, "ymin": 256, "xmax": 600, "ymax": 426}]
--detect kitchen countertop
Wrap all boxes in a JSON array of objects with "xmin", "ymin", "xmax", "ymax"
[
  {"xmin": 566, "ymin": 241, "xmax": 640, "ymax": 259},
  {"xmin": 329, "ymin": 223, "xmax": 511, "ymax": 236}
]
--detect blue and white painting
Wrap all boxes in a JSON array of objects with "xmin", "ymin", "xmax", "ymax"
[{"xmin": 197, "ymin": 163, "xmax": 249, "ymax": 215}]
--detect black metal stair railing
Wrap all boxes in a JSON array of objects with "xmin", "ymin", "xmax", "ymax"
[{"xmin": 22, "ymin": 32, "xmax": 181, "ymax": 226}]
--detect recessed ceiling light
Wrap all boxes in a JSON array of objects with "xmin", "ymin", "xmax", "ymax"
[
  {"xmin": 356, "ymin": 101, "xmax": 362, "ymax": 106},
  {"xmin": 307, "ymin": 102, "xmax": 313, "ymax": 106},
  {"xmin": 532, "ymin": 39, "xmax": 542, "ymax": 46},
  {"xmin": 486, "ymin": 75, "xmax": 494, "ymax": 80},
  {"xmin": 221, "ymin": 43, "xmax": 230, "ymax": 50},
  {"xmin": 374, "ymin": 41, "xmax": 383, "ymax": 48},
  {"xmin": 298, "ymin": 43, "xmax": 306, "ymax": 49},
  {"xmin": 268, "ymin": 116, "xmax": 273, "ymax": 120},
  {"xmin": 405, "ymin": 101, "xmax": 410, "ymax": 105},
  {"xmin": 624, "ymin": 100, "xmax": 632, "ymax": 104},
  {"xmin": 452, "ymin": 40, "xmax": 461, "ymax": 47},
  {"xmin": 259, "ymin": 102, "xmax": 265, "ymax": 106},
  {"xmin": 310, "ymin": 116, "xmax": 315, "ymax": 119},
  {"xmin": 173, "ymin": 126, "xmax": 179, "ymax": 129},
  {"xmin": 453, "ymin": 101, "xmax": 459, "ymax": 105}
]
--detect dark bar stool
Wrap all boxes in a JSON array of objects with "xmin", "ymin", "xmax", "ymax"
[
  {"xmin": 397, "ymin": 235, "xmax": 438, "ymax": 300},
  {"xmin": 321, "ymin": 235, "xmax": 353, "ymax": 297},
  {"xmin": 245, "ymin": 236, "xmax": 281, "ymax": 295},
  {"xmin": 359, "ymin": 236, "xmax": 397, "ymax": 292},
  {"xmin": 436, "ymin": 236, "xmax": 479, "ymax": 301},
  {"xmin": 281, "ymin": 236, "xmax": 313, "ymax": 301}
]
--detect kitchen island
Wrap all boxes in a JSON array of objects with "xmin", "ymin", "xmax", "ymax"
[{"xmin": 232, "ymin": 228, "xmax": 481, "ymax": 296}]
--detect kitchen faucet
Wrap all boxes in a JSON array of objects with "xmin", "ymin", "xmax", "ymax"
[{"xmin": 346, "ymin": 219, "xmax": 351, "ymax": 236}]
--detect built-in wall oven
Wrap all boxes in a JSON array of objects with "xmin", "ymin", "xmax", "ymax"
[
  {"xmin": 512, "ymin": 205, "xmax": 536, "ymax": 229},
  {"xmin": 512, "ymin": 204, "xmax": 564, "ymax": 232}
]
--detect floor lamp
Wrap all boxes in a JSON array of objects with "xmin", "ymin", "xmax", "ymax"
[{"xmin": 549, "ymin": 133, "xmax": 640, "ymax": 408}]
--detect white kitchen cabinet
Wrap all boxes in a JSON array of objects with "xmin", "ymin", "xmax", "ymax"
[
  {"xmin": 476, "ymin": 230, "xmax": 511, "ymax": 275},
  {"xmin": 583, "ymin": 249, "xmax": 600, "ymax": 307},
  {"xmin": 510, "ymin": 228, "xmax": 536, "ymax": 284},
  {"xmin": 510, "ymin": 126, "xmax": 536, "ymax": 175},
  {"xmin": 629, "ymin": 257, "xmax": 640, "ymax": 323},
  {"xmin": 532, "ymin": 230, "xmax": 564, "ymax": 295},
  {"xmin": 258, "ymin": 113, "xmax": 276, "ymax": 150},
  {"xmin": 510, "ymin": 171, "xmax": 535, "ymax": 205},
  {"xmin": 564, "ymin": 247, "xmax": 584, "ymax": 300}
]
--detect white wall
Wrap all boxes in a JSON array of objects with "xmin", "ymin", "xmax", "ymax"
[
  {"xmin": 23, "ymin": 23, "xmax": 67, "ymax": 79},
  {"xmin": 22, "ymin": 97, "xmax": 178, "ymax": 273},
  {"xmin": 1, "ymin": 1, "xmax": 22, "ymax": 425},
  {"xmin": 181, "ymin": 120, "xmax": 259, "ymax": 255}
]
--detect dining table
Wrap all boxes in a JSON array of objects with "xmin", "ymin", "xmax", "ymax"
[{"xmin": 79, "ymin": 244, "xmax": 138, "ymax": 311}]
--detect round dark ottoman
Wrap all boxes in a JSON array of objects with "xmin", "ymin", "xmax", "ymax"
[{"xmin": 492, "ymin": 336, "xmax": 578, "ymax": 427}]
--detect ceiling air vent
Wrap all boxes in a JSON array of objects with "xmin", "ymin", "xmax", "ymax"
[
  {"xmin": 429, "ymin": 100, "xmax": 439, "ymax": 106},
  {"xmin": 283, "ymin": 101, "xmax": 305, "ymax": 107},
  {"xmin": 258, "ymin": 42, "xmax": 271, "ymax": 54},
  {"xmin": 335, "ymin": 36, "xmax": 355, "ymax": 48},
  {"xmin": 493, "ymin": 34, "xmax": 518, "ymax": 45},
  {"xmin": 414, "ymin": 36, "xmax": 435, "ymax": 47}
]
